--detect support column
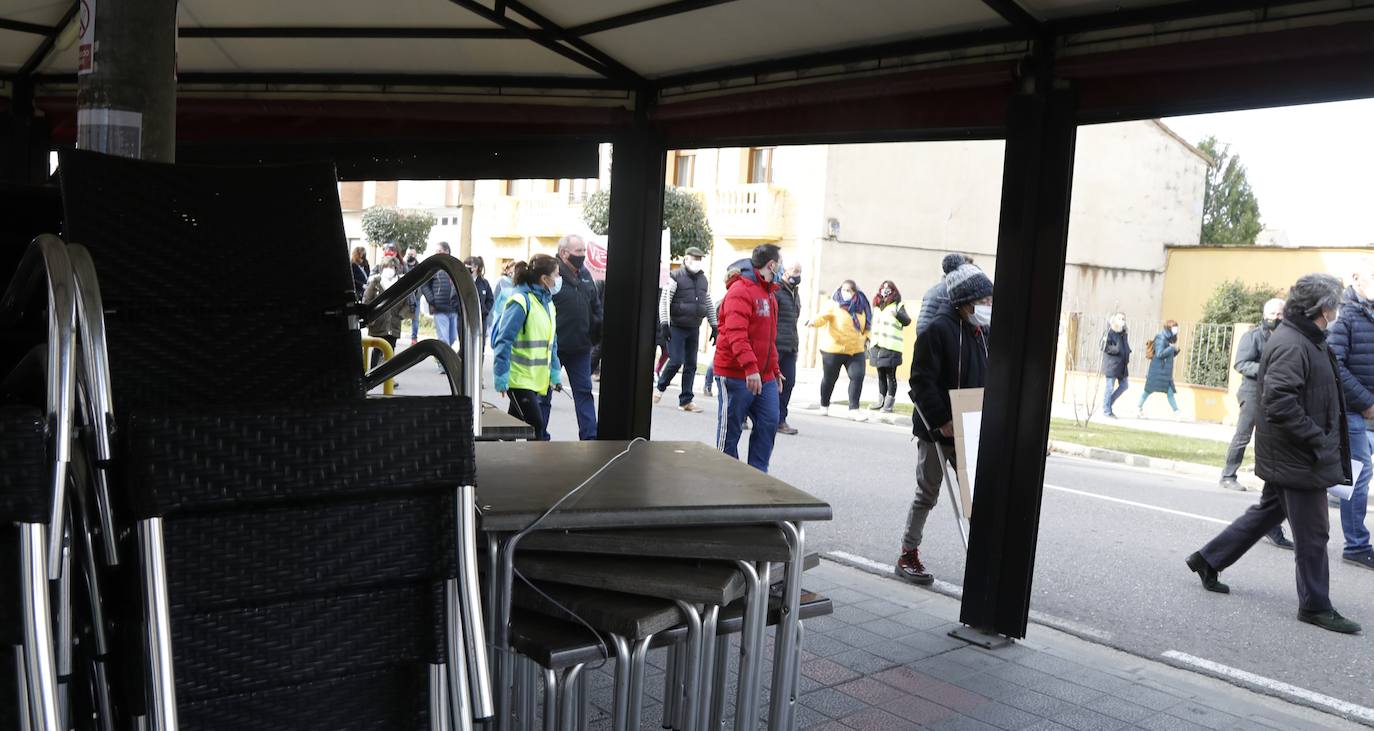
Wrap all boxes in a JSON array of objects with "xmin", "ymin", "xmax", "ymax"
[
  {"xmin": 77, "ymin": 0, "xmax": 178, "ymax": 161},
  {"xmin": 458, "ymin": 181, "xmax": 476, "ymax": 260},
  {"xmin": 596, "ymin": 114, "xmax": 666, "ymax": 440},
  {"xmin": 2, "ymin": 81, "xmax": 51, "ymax": 183},
  {"xmin": 959, "ymin": 80, "xmax": 1078, "ymax": 638}
]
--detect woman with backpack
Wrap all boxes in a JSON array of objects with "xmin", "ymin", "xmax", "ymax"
[
  {"xmin": 1137, "ymin": 319, "xmax": 1182, "ymax": 419},
  {"xmin": 868, "ymin": 280, "xmax": 910, "ymax": 413},
  {"xmin": 492, "ymin": 254, "xmax": 562, "ymax": 440},
  {"xmin": 1100, "ymin": 312, "xmax": 1131, "ymax": 418}
]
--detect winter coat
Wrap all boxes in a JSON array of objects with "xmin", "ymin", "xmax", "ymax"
[
  {"xmin": 474, "ymin": 276, "xmax": 495, "ymax": 330},
  {"xmin": 1326, "ymin": 286, "xmax": 1374, "ymax": 415},
  {"xmin": 908, "ymin": 308, "xmax": 989, "ymax": 444},
  {"xmin": 1254, "ymin": 316, "xmax": 1352, "ymax": 490},
  {"xmin": 869, "ymin": 302, "xmax": 911, "ymax": 369},
  {"xmin": 915, "ymin": 280, "xmax": 950, "ymax": 336},
  {"xmin": 491, "ymin": 284, "xmax": 562, "ymax": 393},
  {"xmin": 1100, "ymin": 328, "xmax": 1131, "ymax": 379},
  {"xmin": 363, "ymin": 274, "xmax": 411, "ymax": 339},
  {"xmin": 809, "ymin": 302, "xmax": 868, "ymax": 356},
  {"xmin": 713, "ymin": 269, "xmax": 781, "ymax": 382},
  {"xmin": 422, "ymin": 270, "xmax": 460, "ymax": 314},
  {"xmin": 1232, "ymin": 323, "xmax": 1273, "ymax": 402},
  {"xmin": 1143, "ymin": 331, "xmax": 1179, "ymax": 393},
  {"xmin": 774, "ymin": 279, "xmax": 802, "ymax": 355},
  {"xmin": 552, "ymin": 259, "xmax": 603, "ymax": 355},
  {"xmin": 351, "ymin": 262, "xmax": 369, "ymax": 301},
  {"xmin": 660, "ymin": 267, "xmax": 717, "ymax": 329}
]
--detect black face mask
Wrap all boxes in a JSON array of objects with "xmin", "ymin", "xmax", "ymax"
[
  {"xmin": 568, "ymin": 254, "xmax": 586, "ymax": 269},
  {"xmin": 1264, "ymin": 318, "xmax": 1280, "ymax": 331},
  {"xmin": 787, "ymin": 275, "xmax": 801, "ymax": 286}
]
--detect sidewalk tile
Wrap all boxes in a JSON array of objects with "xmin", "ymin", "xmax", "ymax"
[
  {"xmin": 1163, "ymin": 702, "xmax": 1242, "ymax": 730},
  {"xmin": 857, "ymin": 616, "xmax": 917, "ymax": 639},
  {"xmin": 805, "ymin": 632, "xmax": 859, "ymax": 658},
  {"xmin": 793, "ymin": 704, "xmax": 832, "ymax": 729},
  {"xmin": 827, "ymin": 648, "xmax": 896, "ymax": 675},
  {"xmin": 834, "ymin": 677, "xmax": 906, "ymax": 706},
  {"xmin": 1051, "ymin": 706, "xmax": 1128, "ymax": 731},
  {"xmin": 905, "ymin": 654, "xmax": 986, "ymax": 682},
  {"xmin": 1080, "ymin": 695, "xmax": 1154, "ymax": 723},
  {"xmin": 880, "ymin": 694, "xmax": 959, "ymax": 725},
  {"xmin": 802, "ymin": 657, "xmax": 862, "ymax": 686},
  {"xmin": 798, "ymin": 687, "xmax": 870, "ymax": 719},
  {"xmin": 831, "ymin": 605, "xmax": 883, "ymax": 626},
  {"xmin": 1001, "ymin": 689, "xmax": 1075, "ymax": 717},
  {"xmin": 866, "ymin": 640, "xmax": 936, "ymax": 665},
  {"xmin": 964, "ymin": 700, "xmax": 1046, "ymax": 729},
  {"xmin": 927, "ymin": 716, "xmax": 1002, "ymax": 731},
  {"xmin": 944, "ymin": 646, "xmax": 1013, "ymax": 672},
  {"xmin": 1131, "ymin": 713, "xmax": 1211, "ymax": 731},
  {"xmin": 825, "ymin": 624, "xmax": 889, "ymax": 649},
  {"xmin": 851, "ymin": 597, "xmax": 915, "ymax": 618},
  {"xmin": 948, "ymin": 673, "xmax": 1028, "ymax": 702},
  {"xmin": 839, "ymin": 707, "xmax": 923, "ymax": 730},
  {"xmin": 1111, "ymin": 684, "xmax": 1185, "ymax": 712}
]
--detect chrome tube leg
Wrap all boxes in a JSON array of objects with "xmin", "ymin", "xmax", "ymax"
[
  {"xmin": 445, "ymin": 580, "xmax": 475, "ymax": 731},
  {"xmin": 734, "ymin": 561, "xmax": 768, "ymax": 731},
  {"xmin": 610, "ymin": 635, "xmax": 632, "ymax": 731},
  {"xmin": 138, "ymin": 519, "xmax": 178, "ymax": 731},
  {"xmin": 92, "ymin": 660, "xmax": 115, "ymax": 731},
  {"xmin": 708, "ymin": 636, "xmax": 728, "ymax": 731},
  {"xmin": 498, "ymin": 534, "xmax": 524, "ymax": 731},
  {"xmin": 516, "ymin": 657, "xmax": 534, "ymax": 731},
  {"xmin": 662, "ymin": 646, "xmax": 676, "ymax": 729},
  {"xmin": 557, "ymin": 665, "xmax": 584, "ymax": 731},
  {"xmin": 15, "ymin": 645, "xmax": 33, "ymax": 731},
  {"xmin": 576, "ymin": 668, "xmax": 588, "ymax": 731},
  {"xmin": 768, "ymin": 522, "xmax": 804, "ymax": 731},
  {"xmin": 696, "ymin": 606, "xmax": 720, "ymax": 731},
  {"xmin": 789, "ymin": 624, "xmax": 803, "ymax": 717},
  {"xmin": 672, "ymin": 603, "xmax": 702, "ymax": 731},
  {"xmin": 20, "ymin": 524, "xmax": 60, "ymax": 731},
  {"xmin": 67, "ymin": 242, "xmax": 119, "ymax": 566},
  {"xmin": 431, "ymin": 664, "xmax": 454, "ymax": 731},
  {"xmin": 457, "ymin": 486, "xmax": 493, "ymax": 719},
  {"xmin": 626, "ymin": 636, "xmax": 654, "ymax": 731},
  {"xmin": 542, "ymin": 668, "xmax": 558, "ymax": 731},
  {"xmin": 674, "ymin": 642, "xmax": 688, "ymax": 730}
]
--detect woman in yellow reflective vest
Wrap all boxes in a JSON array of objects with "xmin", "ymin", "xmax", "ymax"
[
  {"xmin": 868, "ymin": 280, "xmax": 911, "ymax": 413},
  {"xmin": 492, "ymin": 254, "xmax": 562, "ymax": 440}
]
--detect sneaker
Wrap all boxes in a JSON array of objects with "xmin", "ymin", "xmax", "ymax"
[
  {"xmin": 895, "ymin": 549, "xmax": 933, "ymax": 585},
  {"xmin": 652, "ymin": 390, "xmax": 663, "ymax": 405},
  {"xmin": 1185, "ymin": 552, "xmax": 1230, "ymax": 594},
  {"xmin": 1172, "ymin": 411, "xmax": 1184, "ymax": 422},
  {"xmin": 777, "ymin": 422, "xmax": 798, "ymax": 435},
  {"xmin": 1219, "ymin": 478, "xmax": 1245, "ymax": 492},
  {"xmin": 881, "ymin": 396, "xmax": 895, "ymax": 413},
  {"xmin": 868, "ymin": 400, "xmax": 884, "ymax": 411},
  {"xmin": 1103, "ymin": 412, "xmax": 1117, "ymax": 419},
  {"xmin": 1266, "ymin": 528, "xmax": 1295, "ymax": 550},
  {"xmin": 848, "ymin": 409, "xmax": 869, "ymax": 422},
  {"xmin": 1298, "ymin": 608, "xmax": 1362, "ymax": 634},
  {"xmin": 1343, "ymin": 552, "xmax": 1374, "ymax": 570},
  {"xmin": 703, "ymin": 384, "xmax": 713, "ymax": 397},
  {"xmin": 679, "ymin": 402, "xmax": 703, "ymax": 413}
]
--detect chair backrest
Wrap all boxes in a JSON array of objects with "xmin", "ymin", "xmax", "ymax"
[{"xmin": 57, "ymin": 150, "xmax": 364, "ymax": 413}]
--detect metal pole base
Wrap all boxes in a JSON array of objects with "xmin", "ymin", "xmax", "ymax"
[{"xmin": 948, "ymin": 625, "xmax": 1013, "ymax": 650}]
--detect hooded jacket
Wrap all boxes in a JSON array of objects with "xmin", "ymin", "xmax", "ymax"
[
  {"xmin": 1326, "ymin": 285, "xmax": 1374, "ymax": 415},
  {"xmin": 908, "ymin": 307, "xmax": 989, "ymax": 444},
  {"xmin": 1255, "ymin": 315, "xmax": 1352, "ymax": 490},
  {"xmin": 712, "ymin": 269, "xmax": 781, "ymax": 382}
]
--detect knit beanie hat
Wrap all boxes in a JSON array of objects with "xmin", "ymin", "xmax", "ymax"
[
  {"xmin": 945, "ymin": 263, "xmax": 994, "ymax": 307},
  {"xmin": 941, "ymin": 253, "xmax": 969, "ymax": 274}
]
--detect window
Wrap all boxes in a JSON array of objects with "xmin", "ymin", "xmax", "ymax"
[
  {"xmin": 747, "ymin": 147, "xmax": 774, "ymax": 184},
  {"xmin": 673, "ymin": 151, "xmax": 696, "ymax": 188}
]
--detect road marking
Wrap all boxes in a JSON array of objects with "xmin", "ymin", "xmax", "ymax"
[
  {"xmin": 1045, "ymin": 484, "xmax": 1231, "ymax": 526},
  {"xmin": 1162, "ymin": 651, "xmax": 1374, "ymax": 723}
]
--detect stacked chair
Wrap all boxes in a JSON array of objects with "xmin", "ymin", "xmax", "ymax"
[{"xmin": 0, "ymin": 150, "xmax": 493, "ymax": 730}]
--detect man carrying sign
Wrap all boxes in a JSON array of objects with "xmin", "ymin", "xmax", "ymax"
[{"xmin": 897, "ymin": 263, "xmax": 993, "ymax": 585}]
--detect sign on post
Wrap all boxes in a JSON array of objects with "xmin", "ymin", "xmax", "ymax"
[{"xmin": 78, "ymin": 0, "xmax": 95, "ymax": 75}]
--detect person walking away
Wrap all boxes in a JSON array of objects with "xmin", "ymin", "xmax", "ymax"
[
  {"xmin": 1100, "ymin": 313, "xmax": 1131, "ymax": 418},
  {"xmin": 775, "ymin": 261, "xmax": 804, "ymax": 434},
  {"xmin": 1137, "ymin": 320, "xmax": 1182, "ymax": 419},
  {"xmin": 551, "ymin": 234, "xmax": 603, "ymax": 440},
  {"xmin": 350, "ymin": 246, "xmax": 369, "ymax": 301},
  {"xmin": 1325, "ymin": 261, "xmax": 1374, "ymax": 571},
  {"xmin": 655, "ymin": 246, "xmax": 718, "ymax": 412},
  {"xmin": 464, "ymin": 256, "xmax": 495, "ymax": 335},
  {"xmin": 704, "ymin": 266, "xmax": 747, "ymax": 399},
  {"xmin": 916, "ymin": 253, "xmax": 973, "ymax": 336},
  {"xmin": 405, "ymin": 247, "xmax": 422, "ymax": 345},
  {"xmin": 808, "ymin": 280, "xmax": 872, "ymax": 421},
  {"xmin": 898, "ymin": 263, "xmax": 992, "ymax": 585},
  {"xmin": 421, "ymin": 242, "xmax": 462, "ymax": 373},
  {"xmin": 869, "ymin": 280, "xmax": 911, "ymax": 413},
  {"xmin": 362, "ymin": 256, "xmax": 411, "ymax": 370},
  {"xmin": 713, "ymin": 245, "xmax": 784, "ymax": 472},
  {"xmin": 492, "ymin": 255, "xmax": 561, "ymax": 441},
  {"xmin": 1186, "ymin": 274, "xmax": 1361, "ymax": 634}
]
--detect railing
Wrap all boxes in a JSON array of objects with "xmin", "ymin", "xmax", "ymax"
[
  {"xmin": 516, "ymin": 193, "xmax": 578, "ymax": 238},
  {"xmin": 710, "ymin": 184, "xmax": 784, "ymax": 241},
  {"xmin": 1066, "ymin": 314, "xmax": 1237, "ymax": 389}
]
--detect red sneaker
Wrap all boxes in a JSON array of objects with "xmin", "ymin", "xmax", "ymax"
[{"xmin": 896, "ymin": 549, "xmax": 933, "ymax": 585}]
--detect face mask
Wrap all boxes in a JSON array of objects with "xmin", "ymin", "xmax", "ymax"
[
  {"xmin": 685, "ymin": 258, "xmax": 702, "ymax": 273},
  {"xmin": 1170, "ymin": 326, "xmax": 1180, "ymax": 336},
  {"xmin": 787, "ymin": 275, "xmax": 801, "ymax": 286},
  {"xmin": 880, "ymin": 287, "xmax": 892, "ymax": 297},
  {"xmin": 1110, "ymin": 318, "xmax": 1125, "ymax": 333},
  {"xmin": 549, "ymin": 276, "xmax": 563, "ymax": 296},
  {"xmin": 380, "ymin": 269, "xmax": 397, "ymax": 288},
  {"xmin": 567, "ymin": 254, "xmax": 586, "ymax": 270},
  {"xmin": 972, "ymin": 304, "xmax": 992, "ymax": 328},
  {"xmin": 1263, "ymin": 318, "xmax": 1280, "ymax": 331}
]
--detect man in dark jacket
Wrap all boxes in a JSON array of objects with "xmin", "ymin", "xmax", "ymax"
[
  {"xmin": 421, "ymin": 242, "xmax": 461, "ymax": 372},
  {"xmin": 915, "ymin": 253, "xmax": 973, "ymax": 336},
  {"xmin": 1326, "ymin": 266, "xmax": 1374, "ymax": 571},
  {"xmin": 898, "ymin": 262, "xmax": 992, "ymax": 585},
  {"xmin": 1187, "ymin": 273, "xmax": 1361, "ymax": 635},
  {"xmin": 775, "ymin": 261, "xmax": 803, "ymax": 435},
  {"xmin": 655, "ymin": 246, "xmax": 717, "ymax": 412},
  {"xmin": 550, "ymin": 234, "xmax": 603, "ymax": 440},
  {"xmin": 1100, "ymin": 313, "xmax": 1131, "ymax": 418}
]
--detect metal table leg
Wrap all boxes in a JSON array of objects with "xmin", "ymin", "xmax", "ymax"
[
  {"xmin": 610, "ymin": 635, "xmax": 632, "ymax": 731},
  {"xmin": 768, "ymin": 522, "xmax": 804, "ymax": 730},
  {"xmin": 576, "ymin": 667, "xmax": 588, "ymax": 731},
  {"xmin": 515, "ymin": 657, "xmax": 532, "ymax": 731},
  {"xmin": 733, "ymin": 561, "xmax": 769, "ymax": 731},
  {"xmin": 626, "ymin": 636, "xmax": 655, "ymax": 731},
  {"xmin": 557, "ymin": 665, "xmax": 584, "ymax": 731},
  {"xmin": 497, "ymin": 533, "xmax": 526, "ymax": 731},
  {"xmin": 708, "ymin": 635, "xmax": 728, "ymax": 731},
  {"xmin": 431, "ymin": 663, "xmax": 453, "ymax": 731},
  {"xmin": 541, "ymin": 668, "xmax": 557, "ymax": 731},
  {"xmin": 672, "ymin": 602, "xmax": 702, "ymax": 731},
  {"xmin": 696, "ymin": 606, "xmax": 720, "ymax": 731},
  {"xmin": 663, "ymin": 646, "xmax": 676, "ymax": 729}
]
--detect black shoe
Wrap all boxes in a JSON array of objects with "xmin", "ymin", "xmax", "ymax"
[
  {"xmin": 1298, "ymin": 609, "xmax": 1362, "ymax": 634},
  {"xmin": 1186, "ymin": 552, "xmax": 1230, "ymax": 594},
  {"xmin": 777, "ymin": 422, "xmax": 798, "ymax": 435},
  {"xmin": 896, "ymin": 549, "xmax": 933, "ymax": 585},
  {"xmin": 1219, "ymin": 478, "xmax": 1245, "ymax": 492},
  {"xmin": 1266, "ymin": 529, "xmax": 1295, "ymax": 550},
  {"xmin": 1344, "ymin": 552, "xmax": 1374, "ymax": 570}
]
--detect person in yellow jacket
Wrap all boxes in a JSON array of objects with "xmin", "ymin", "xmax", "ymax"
[
  {"xmin": 868, "ymin": 280, "xmax": 911, "ymax": 413},
  {"xmin": 492, "ymin": 254, "xmax": 562, "ymax": 440},
  {"xmin": 807, "ymin": 279, "xmax": 872, "ymax": 421}
]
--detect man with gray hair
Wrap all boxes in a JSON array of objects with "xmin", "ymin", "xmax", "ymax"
[
  {"xmin": 1325, "ymin": 258, "xmax": 1374, "ymax": 571},
  {"xmin": 1188, "ymin": 273, "xmax": 1361, "ymax": 634},
  {"xmin": 550, "ymin": 234, "xmax": 603, "ymax": 440}
]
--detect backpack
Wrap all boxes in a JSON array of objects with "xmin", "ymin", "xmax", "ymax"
[{"xmin": 1144, "ymin": 337, "xmax": 1155, "ymax": 360}]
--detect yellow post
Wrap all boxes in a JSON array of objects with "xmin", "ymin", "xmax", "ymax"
[{"xmin": 361, "ymin": 336, "xmax": 395, "ymax": 395}]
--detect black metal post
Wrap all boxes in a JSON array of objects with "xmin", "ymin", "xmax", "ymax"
[
  {"xmin": 1, "ymin": 81, "xmax": 50, "ymax": 183},
  {"xmin": 77, "ymin": 0, "xmax": 178, "ymax": 161},
  {"xmin": 959, "ymin": 82, "xmax": 1078, "ymax": 638},
  {"xmin": 596, "ymin": 110, "xmax": 666, "ymax": 440}
]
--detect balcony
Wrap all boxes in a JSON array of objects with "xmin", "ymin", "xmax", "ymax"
[
  {"xmin": 516, "ymin": 193, "xmax": 581, "ymax": 238},
  {"xmin": 473, "ymin": 196, "xmax": 519, "ymax": 238},
  {"xmin": 711, "ymin": 184, "xmax": 785, "ymax": 242}
]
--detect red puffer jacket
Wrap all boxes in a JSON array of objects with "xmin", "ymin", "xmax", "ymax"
[{"xmin": 713, "ymin": 269, "xmax": 781, "ymax": 382}]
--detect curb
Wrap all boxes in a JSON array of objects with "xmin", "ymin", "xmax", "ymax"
[
  {"xmin": 788, "ymin": 405, "xmax": 914, "ymax": 428},
  {"xmin": 1048, "ymin": 439, "xmax": 1262, "ymax": 488}
]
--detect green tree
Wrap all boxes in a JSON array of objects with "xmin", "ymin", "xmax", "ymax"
[
  {"xmin": 360, "ymin": 206, "xmax": 437, "ymax": 253},
  {"xmin": 1187, "ymin": 279, "xmax": 1281, "ymax": 387},
  {"xmin": 581, "ymin": 186, "xmax": 713, "ymax": 259},
  {"xmin": 1198, "ymin": 136, "xmax": 1263, "ymax": 245},
  {"xmin": 1200, "ymin": 279, "xmax": 1282, "ymax": 325}
]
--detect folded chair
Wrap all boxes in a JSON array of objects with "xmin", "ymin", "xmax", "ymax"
[{"xmin": 53, "ymin": 149, "xmax": 492, "ymax": 730}]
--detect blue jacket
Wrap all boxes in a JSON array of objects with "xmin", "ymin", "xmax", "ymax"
[
  {"xmin": 492, "ymin": 284, "xmax": 561, "ymax": 393},
  {"xmin": 1144, "ymin": 330, "xmax": 1179, "ymax": 392},
  {"xmin": 1327, "ymin": 286, "xmax": 1374, "ymax": 414}
]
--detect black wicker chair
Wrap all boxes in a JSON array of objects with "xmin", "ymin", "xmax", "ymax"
[{"xmin": 55, "ymin": 149, "xmax": 492, "ymax": 731}]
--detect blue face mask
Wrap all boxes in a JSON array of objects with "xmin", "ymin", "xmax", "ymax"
[{"xmin": 549, "ymin": 276, "xmax": 563, "ymax": 296}]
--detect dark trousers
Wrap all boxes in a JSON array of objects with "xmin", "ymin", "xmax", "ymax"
[
  {"xmin": 556, "ymin": 349, "xmax": 598, "ymax": 440},
  {"xmin": 507, "ymin": 387, "xmax": 549, "ymax": 441},
  {"xmin": 1221, "ymin": 394, "xmax": 1258, "ymax": 480},
  {"xmin": 778, "ymin": 350, "xmax": 798, "ymax": 424},
  {"xmin": 876, "ymin": 366, "xmax": 898, "ymax": 400},
  {"xmin": 1200, "ymin": 483, "xmax": 1332, "ymax": 613},
  {"xmin": 657, "ymin": 325, "xmax": 701, "ymax": 405},
  {"xmin": 820, "ymin": 352, "xmax": 865, "ymax": 409}
]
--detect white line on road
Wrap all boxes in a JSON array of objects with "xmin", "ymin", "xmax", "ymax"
[
  {"xmin": 1162, "ymin": 651, "xmax": 1374, "ymax": 723},
  {"xmin": 1045, "ymin": 484, "xmax": 1231, "ymax": 526}
]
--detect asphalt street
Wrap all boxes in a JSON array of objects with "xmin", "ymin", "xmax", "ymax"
[{"xmin": 395, "ymin": 360, "xmax": 1374, "ymax": 718}]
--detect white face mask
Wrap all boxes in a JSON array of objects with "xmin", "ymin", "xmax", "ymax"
[
  {"xmin": 1170, "ymin": 326, "xmax": 1180, "ymax": 336},
  {"xmin": 685, "ymin": 258, "xmax": 702, "ymax": 273},
  {"xmin": 972, "ymin": 304, "xmax": 992, "ymax": 328},
  {"xmin": 380, "ymin": 269, "xmax": 398, "ymax": 289},
  {"xmin": 1110, "ymin": 317, "xmax": 1126, "ymax": 333}
]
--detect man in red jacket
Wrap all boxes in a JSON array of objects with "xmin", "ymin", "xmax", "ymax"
[{"xmin": 713, "ymin": 244, "xmax": 784, "ymax": 472}]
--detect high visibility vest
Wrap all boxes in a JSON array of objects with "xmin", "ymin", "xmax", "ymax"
[
  {"xmin": 873, "ymin": 302, "xmax": 906, "ymax": 353},
  {"xmin": 508, "ymin": 292, "xmax": 556, "ymax": 392}
]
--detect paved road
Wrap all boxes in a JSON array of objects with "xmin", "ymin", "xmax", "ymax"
[{"xmin": 395, "ymin": 361, "xmax": 1374, "ymax": 717}]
